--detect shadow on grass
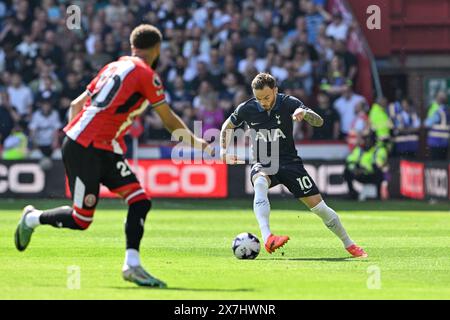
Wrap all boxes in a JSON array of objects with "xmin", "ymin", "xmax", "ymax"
[
  {"xmin": 258, "ymin": 257, "xmax": 364, "ymax": 262},
  {"xmin": 110, "ymin": 286, "xmax": 254, "ymax": 292}
]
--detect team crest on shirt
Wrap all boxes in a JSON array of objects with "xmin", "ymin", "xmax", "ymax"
[
  {"xmin": 84, "ymin": 194, "xmax": 97, "ymax": 207},
  {"xmin": 153, "ymin": 74, "xmax": 162, "ymax": 88},
  {"xmin": 275, "ymin": 114, "xmax": 281, "ymax": 124}
]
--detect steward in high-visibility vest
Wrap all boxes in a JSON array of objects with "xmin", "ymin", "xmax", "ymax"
[
  {"xmin": 425, "ymin": 104, "xmax": 450, "ymax": 160},
  {"xmin": 369, "ymin": 97, "xmax": 392, "ymax": 142},
  {"xmin": 2, "ymin": 127, "xmax": 28, "ymax": 160},
  {"xmin": 344, "ymin": 131, "xmax": 388, "ymax": 199},
  {"xmin": 427, "ymin": 90, "xmax": 448, "ymax": 118},
  {"xmin": 390, "ymin": 98, "xmax": 421, "ymax": 158}
]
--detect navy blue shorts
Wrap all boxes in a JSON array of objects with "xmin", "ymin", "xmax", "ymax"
[{"xmin": 250, "ymin": 158, "xmax": 320, "ymax": 198}]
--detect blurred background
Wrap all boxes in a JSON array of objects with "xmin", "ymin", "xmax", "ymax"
[{"xmin": 0, "ymin": 0, "xmax": 449, "ymax": 202}]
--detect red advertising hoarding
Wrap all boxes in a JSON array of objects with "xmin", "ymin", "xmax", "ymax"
[
  {"xmin": 66, "ymin": 160, "xmax": 228, "ymax": 198},
  {"xmin": 400, "ymin": 160, "xmax": 425, "ymax": 199}
]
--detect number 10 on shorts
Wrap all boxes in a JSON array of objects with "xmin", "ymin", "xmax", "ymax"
[{"xmin": 297, "ymin": 176, "xmax": 313, "ymax": 191}]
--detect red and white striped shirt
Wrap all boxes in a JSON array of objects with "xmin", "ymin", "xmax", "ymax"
[{"xmin": 64, "ymin": 56, "xmax": 166, "ymax": 154}]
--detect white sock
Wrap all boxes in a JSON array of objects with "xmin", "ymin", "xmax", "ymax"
[
  {"xmin": 253, "ymin": 176, "xmax": 271, "ymax": 243},
  {"xmin": 123, "ymin": 249, "xmax": 141, "ymax": 269},
  {"xmin": 310, "ymin": 200, "xmax": 354, "ymax": 248},
  {"xmin": 25, "ymin": 210, "xmax": 42, "ymax": 229}
]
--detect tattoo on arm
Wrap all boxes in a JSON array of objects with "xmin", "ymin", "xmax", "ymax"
[{"xmin": 220, "ymin": 118, "xmax": 236, "ymax": 153}]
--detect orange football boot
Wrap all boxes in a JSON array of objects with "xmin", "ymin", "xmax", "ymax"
[
  {"xmin": 346, "ymin": 244, "xmax": 368, "ymax": 258},
  {"xmin": 265, "ymin": 234, "xmax": 290, "ymax": 254}
]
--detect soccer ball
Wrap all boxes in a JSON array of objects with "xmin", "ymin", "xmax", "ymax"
[{"xmin": 232, "ymin": 232, "xmax": 261, "ymax": 259}]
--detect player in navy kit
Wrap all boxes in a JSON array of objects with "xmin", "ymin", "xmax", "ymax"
[{"xmin": 220, "ymin": 73, "xmax": 367, "ymax": 258}]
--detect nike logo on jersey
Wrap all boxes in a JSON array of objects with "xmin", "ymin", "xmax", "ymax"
[
  {"xmin": 303, "ymin": 189, "xmax": 312, "ymax": 195},
  {"xmin": 251, "ymin": 122, "xmax": 263, "ymax": 126}
]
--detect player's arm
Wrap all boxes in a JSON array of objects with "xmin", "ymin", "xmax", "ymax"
[
  {"xmin": 219, "ymin": 117, "xmax": 244, "ymax": 164},
  {"xmin": 288, "ymin": 96, "xmax": 324, "ymax": 127},
  {"xmin": 292, "ymin": 106, "xmax": 324, "ymax": 127},
  {"xmin": 153, "ymin": 102, "xmax": 213, "ymax": 155},
  {"xmin": 68, "ymin": 91, "xmax": 89, "ymax": 122}
]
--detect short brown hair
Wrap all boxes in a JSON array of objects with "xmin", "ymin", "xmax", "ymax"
[
  {"xmin": 251, "ymin": 73, "xmax": 277, "ymax": 90},
  {"xmin": 130, "ymin": 24, "xmax": 162, "ymax": 49}
]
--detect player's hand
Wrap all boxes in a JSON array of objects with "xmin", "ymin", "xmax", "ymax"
[
  {"xmin": 200, "ymin": 139, "xmax": 215, "ymax": 157},
  {"xmin": 292, "ymin": 108, "xmax": 306, "ymax": 122},
  {"xmin": 220, "ymin": 150, "xmax": 245, "ymax": 165}
]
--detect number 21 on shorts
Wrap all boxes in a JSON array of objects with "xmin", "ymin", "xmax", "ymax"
[{"xmin": 117, "ymin": 161, "xmax": 131, "ymax": 177}]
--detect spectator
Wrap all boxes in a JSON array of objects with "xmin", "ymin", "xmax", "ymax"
[
  {"xmin": 167, "ymin": 55, "xmax": 190, "ymax": 83},
  {"xmin": 220, "ymin": 72, "xmax": 242, "ymax": 102},
  {"xmin": 85, "ymin": 20, "xmax": 106, "ymax": 56},
  {"xmin": 193, "ymin": 81, "xmax": 222, "ymax": 134},
  {"xmin": 286, "ymin": 16, "xmax": 307, "ymax": 43},
  {"xmin": 144, "ymin": 110, "xmax": 172, "ymax": 141},
  {"xmin": 28, "ymin": 97, "xmax": 61, "ymax": 158},
  {"xmin": 38, "ymin": 30, "xmax": 64, "ymax": 68},
  {"xmin": 225, "ymin": 32, "xmax": 247, "ymax": 61},
  {"xmin": 320, "ymin": 56, "xmax": 348, "ymax": 99},
  {"xmin": 347, "ymin": 101, "xmax": 369, "ymax": 150},
  {"xmin": 264, "ymin": 45, "xmax": 288, "ymax": 82},
  {"xmin": 182, "ymin": 30, "xmax": 210, "ymax": 62},
  {"xmin": 104, "ymin": 0, "xmax": 128, "ymax": 26},
  {"xmin": 304, "ymin": 0, "xmax": 331, "ymax": 45},
  {"xmin": 291, "ymin": 31, "xmax": 320, "ymax": 63},
  {"xmin": 265, "ymin": 25, "xmax": 291, "ymax": 57},
  {"xmin": 281, "ymin": 61, "xmax": 307, "ymax": 101},
  {"xmin": 0, "ymin": 90, "xmax": 20, "ymax": 145},
  {"xmin": 334, "ymin": 39, "xmax": 358, "ymax": 82},
  {"xmin": 0, "ymin": 18, "xmax": 24, "ymax": 49},
  {"xmin": 207, "ymin": 48, "xmax": 224, "ymax": 78},
  {"xmin": 310, "ymin": 91, "xmax": 341, "ymax": 140},
  {"xmin": 189, "ymin": 60, "xmax": 221, "ymax": 92},
  {"xmin": 242, "ymin": 20, "xmax": 266, "ymax": 54},
  {"xmin": 59, "ymin": 73, "xmax": 82, "ymax": 122},
  {"xmin": 277, "ymin": 1, "xmax": 296, "ymax": 33},
  {"xmin": 333, "ymin": 82, "xmax": 367, "ymax": 139},
  {"xmin": 88, "ymin": 39, "xmax": 113, "ymax": 71},
  {"xmin": 167, "ymin": 75, "xmax": 194, "ymax": 125},
  {"xmin": 293, "ymin": 45, "xmax": 314, "ymax": 95},
  {"xmin": 325, "ymin": 12, "xmax": 349, "ymax": 41},
  {"xmin": 238, "ymin": 47, "xmax": 267, "ymax": 75},
  {"xmin": 7, "ymin": 73, "xmax": 33, "ymax": 120},
  {"xmin": 184, "ymin": 39, "xmax": 210, "ymax": 82},
  {"xmin": 16, "ymin": 34, "xmax": 39, "ymax": 60},
  {"xmin": 391, "ymin": 98, "xmax": 421, "ymax": 158},
  {"xmin": 104, "ymin": 33, "xmax": 120, "ymax": 61}
]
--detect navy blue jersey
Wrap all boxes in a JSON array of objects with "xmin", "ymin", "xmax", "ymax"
[{"xmin": 230, "ymin": 93, "xmax": 305, "ymax": 161}]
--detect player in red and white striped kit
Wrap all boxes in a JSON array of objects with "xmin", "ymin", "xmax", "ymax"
[{"xmin": 15, "ymin": 25, "xmax": 213, "ymax": 288}]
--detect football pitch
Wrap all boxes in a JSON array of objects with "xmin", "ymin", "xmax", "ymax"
[{"xmin": 0, "ymin": 198, "xmax": 449, "ymax": 300}]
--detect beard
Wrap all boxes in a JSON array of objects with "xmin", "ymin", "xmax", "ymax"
[{"xmin": 151, "ymin": 55, "xmax": 160, "ymax": 70}]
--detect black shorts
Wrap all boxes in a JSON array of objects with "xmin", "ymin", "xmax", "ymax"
[
  {"xmin": 250, "ymin": 157, "xmax": 320, "ymax": 198},
  {"xmin": 62, "ymin": 137, "xmax": 142, "ymax": 211}
]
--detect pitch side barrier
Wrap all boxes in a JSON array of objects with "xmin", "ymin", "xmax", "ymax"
[{"xmin": 0, "ymin": 159, "xmax": 448, "ymax": 200}]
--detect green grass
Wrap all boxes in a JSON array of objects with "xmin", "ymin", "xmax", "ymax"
[{"xmin": 0, "ymin": 199, "xmax": 449, "ymax": 299}]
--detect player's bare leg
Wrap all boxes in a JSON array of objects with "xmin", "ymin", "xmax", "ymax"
[
  {"xmin": 300, "ymin": 194, "xmax": 368, "ymax": 258},
  {"xmin": 252, "ymin": 173, "xmax": 289, "ymax": 254},
  {"xmin": 118, "ymin": 188, "xmax": 167, "ymax": 288}
]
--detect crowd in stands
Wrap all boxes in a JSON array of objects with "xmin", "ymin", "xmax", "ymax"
[{"xmin": 0, "ymin": 0, "xmax": 448, "ymax": 161}]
